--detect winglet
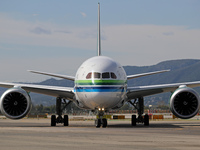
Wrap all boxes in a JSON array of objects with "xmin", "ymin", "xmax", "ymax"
[
  {"xmin": 97, "ymin": 2, "xmax": 101, "ymax": 56},
  {"xmin": 127, "ymin": 70, "xmax": 170, "ymax": 80}
]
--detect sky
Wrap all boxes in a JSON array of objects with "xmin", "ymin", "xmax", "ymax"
[{"xmin": 0, "ymin": 0, "xmax": 200, "ymax": 82}]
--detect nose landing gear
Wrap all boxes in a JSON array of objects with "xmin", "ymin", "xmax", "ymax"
[{"xmin": 95, "ymin": 110, "xmax": 107, "ymax": 128}]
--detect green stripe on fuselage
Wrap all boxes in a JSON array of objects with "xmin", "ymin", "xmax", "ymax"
[{"xmin": 75, "ymin": 80, "xmax": 127, "ymax": 85}]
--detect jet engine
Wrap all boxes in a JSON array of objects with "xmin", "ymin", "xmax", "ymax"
[
  {"xmin": 170, "ymin": 86, "xmax": 200, "ymax": 119},
  {"xmin": 0, "ymin": 88, "xmax": 32, "ymax": 119}
]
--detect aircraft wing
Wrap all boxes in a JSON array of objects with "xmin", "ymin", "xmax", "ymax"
[
  {"xmin": 28, "ymin": 70, "xmax": 75, "ymax": 81},
  {"xmin": 127, "ymin": 81, "xmax": 200, "ymax": 100},
  {"xmin": 127, "ymin": 70, "xmax": 170, "ymax": 80},
  {"xmin": 0, "ymin": 82, "xmax": 75, "ymax": 100}
]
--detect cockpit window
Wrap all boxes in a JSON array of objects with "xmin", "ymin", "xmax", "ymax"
[
  {"xmin": 86, "ymin": 72, "xmax": 117, "ymax": 79},
  {"xmin": 86, "ymin": 72, "xmax": 92, "ymax": 79},
  {"xmin": 93, "ymin": 72, "xmax": 101, "ymax": 78},
  {"xmin": 111, "ymin": 72, "xmax": 117, "ymax": 79},
  {"xmin": 102, "ymin": 72, "xmax": 110, "ymax": 78}
]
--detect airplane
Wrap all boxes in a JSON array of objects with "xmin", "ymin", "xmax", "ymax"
[{"xmin": 0, "ymin": 3, "xmax": 200, "ymax": 128}]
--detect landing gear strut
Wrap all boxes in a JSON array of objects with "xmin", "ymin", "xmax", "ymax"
[
  {"xmin": 51, "ymin": 97, "xmax": 71, "ymax": 126},
  {"xmin": 95, "ymin": 110, "xmax": 107, "ymax": 128},
  {"xmin": 129, "ymin": 97, "xmax": 149, "ymax": 126}
]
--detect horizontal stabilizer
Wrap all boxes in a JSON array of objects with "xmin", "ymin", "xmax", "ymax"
[
  {"xmin": 28, "ymin": 70, "xmax": 75, "ymax": 81},
  {"xmin": 127, "ymin": 70, "xmax": 170, "ymax": 80}
]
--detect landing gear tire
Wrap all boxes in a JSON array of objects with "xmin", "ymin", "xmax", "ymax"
[
  {"xmin": 95, "ymin": 119, "xmax": 101, "ymax": 128},
  {"xmin": 129, "ymin": 97, "xmax": 150, "ymax": 126},
  {"xmin": 144, "ymin": 114, "xmax": 149, "ymax": 126},
  {"xmin": 131, "ymin": 115, "xmax": 136, "ymax": 126},
  {"xmin": 51, "ymin": 97, "xmax": 72, "ymax": 127},
  {"xmin": 102, "ymin": 118, "xmax": 107, "ymax": 128},
  {"xmin": 51, "ymin": 115, "xmax": 56, "ymax": 126},
  {"xmin": 64, "ymin": 115, "xmax": 69, "ymax": 126}
]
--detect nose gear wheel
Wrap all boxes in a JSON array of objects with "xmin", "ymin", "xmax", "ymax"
[{"xmin": 95, "ymin": 110, "xmax": 108, "ymax": 128}]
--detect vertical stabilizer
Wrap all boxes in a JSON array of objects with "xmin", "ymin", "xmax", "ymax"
[{"xmin": 97, "ymin": 3, "xmax": 101, "ymax": 56}]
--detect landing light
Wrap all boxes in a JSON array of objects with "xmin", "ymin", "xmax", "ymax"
[{"xmin": 98, "ymin": 108, "xmax": 105, "ymax": 111}]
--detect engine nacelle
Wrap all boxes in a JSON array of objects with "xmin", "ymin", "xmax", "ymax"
[
  {"xmin": 0, "ymin": 88, "xmax": 32, "ymax": 119},
  {"xmin": 170, "ymin": 86, "xmax": 200, "ymax": 119}
]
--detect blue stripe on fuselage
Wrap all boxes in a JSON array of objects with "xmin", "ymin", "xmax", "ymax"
[{"xmin": 74, "ymin": 86, "xmax": 125, "ymax": 92}]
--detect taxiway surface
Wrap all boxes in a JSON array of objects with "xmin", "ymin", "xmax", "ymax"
[{"xmin": 0, "ymin": 118, "xmax": 200, "ymax": 150}]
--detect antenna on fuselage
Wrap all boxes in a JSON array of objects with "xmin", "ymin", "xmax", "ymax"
[{"xmin": 97, "ymin": 2, "xmax": 101, "ymax": 56}]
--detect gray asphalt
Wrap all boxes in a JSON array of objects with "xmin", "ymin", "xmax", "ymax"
[{"xmin": 0, "ymin": 118, "xmax": 200, "ymax": 150}]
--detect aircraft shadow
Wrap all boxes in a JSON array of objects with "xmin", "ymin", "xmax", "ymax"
[
  {"xmin": 0, "ymin": 120, "xmax": 199, "ymax": 128},
  {"xmin": 107, "ymin": 123, "xmax": 180, "ymax": 128},
  {"xmin": 107, "ymin": 121, "xmax": 200, "ymax": 128}
]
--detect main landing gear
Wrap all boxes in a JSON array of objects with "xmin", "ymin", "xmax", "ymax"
[
  {"xmin": 51, "ymin": 97, "xmax": 72, "ymax": 126},
  {"xmin": 129, "ymin": 97, "xmax": 149, "ymax": 126},
  {"xmin": 95, "ymin": 110, "xmax": 107, "ymax": 128}
]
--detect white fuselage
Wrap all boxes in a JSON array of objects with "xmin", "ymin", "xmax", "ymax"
[{"xmin": 74, "ymin": 56, "xmax": 127, "ymax": 110}]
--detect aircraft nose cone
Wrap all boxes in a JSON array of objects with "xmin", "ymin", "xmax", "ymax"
[{"xmin": 78, "ymin": 91, "xmax": 123, "ymax": 109}]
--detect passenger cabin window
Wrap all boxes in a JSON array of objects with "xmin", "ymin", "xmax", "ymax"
[{"xmin": 102, "ymin": 72, "xmax": 110, "ymax": 79}]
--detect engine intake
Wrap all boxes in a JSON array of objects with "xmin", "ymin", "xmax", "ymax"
[
  {"xmin": 170, "ymin": 87, "xmax": 200, "ymax": 119},
  {"xmin": 0, "ymin": 88, "xmax": 32, "ymax": 119}
]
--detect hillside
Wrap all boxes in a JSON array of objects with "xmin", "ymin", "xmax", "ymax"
[
  {"xmin": 125, "ymin": 59, "xmax": 200, "ymax": 106},
  {"xmin": 1, "ymin": 59, "xmax": 200, "ymax": 106}
]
